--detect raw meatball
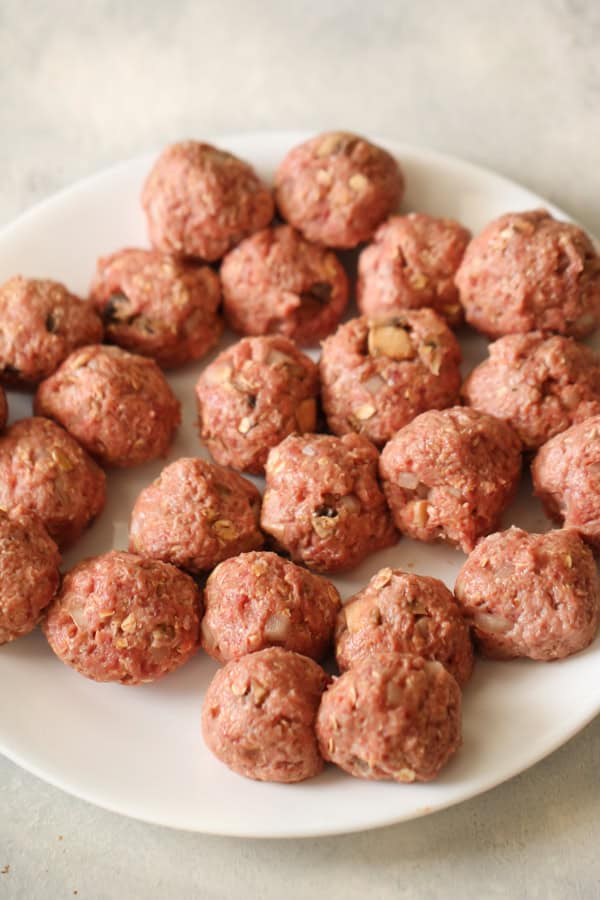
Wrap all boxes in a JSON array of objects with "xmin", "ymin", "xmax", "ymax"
[
  {"xmin": 220, "ymin": 225, "xmax": 349, "ymax": 346},
  {"xmin": 129, "ymin": 457, "xmax": 263, "ymax": 573},
  {"xmin": 202, "ymin": 551, "xmax": 341, "ymax": 662},
  {"xmin": 454, "ymin": 528, "xmax": 600, "ymax": 660},
  {"xmin": 275, "ymin": 131, "xmax": 403, "ymax": 248},
  {"xmin": 35, "ymin": 345, "xmax": 180, "ymax": 467},
  {"xmin": 379, "ymin": 407, "xmax": 522, "ymax": 553},
  {"xmin": 141, "ymin": 141, "xmax": 274, "ymax": 261},
  {"xmin": 44, "ymin": 551, "xmax": 201, "ymax": 684},
  {"xmin": 0, "ymin": 387, "xmax": 7, "ymax": 432},
  {"xmin": 463, "ymin": 332, "xmax": 600, "ymax": 450},
  {"xmin": 357, "ymin": 213, "xmax": 471, "ymax": 326},
  {"xmin": 316, "ymin": 652, "xmax": 461, "ymax": 782},
  {"xmin": 532, "ymin": 415, "xmax": 600, "ymax": 548},
  {"xmin": 196, "ymin": 335, "xmax": 319, "ymax": 474},
  {"xmin": 261, "ymin": 433, "xmax": 396, "ymax": 573},
  {"xmin": 455, "ymin": 210, "xmax": 600, "ymax": 339},
  {"xmin": 320, "ymin": 312, "xmax": 462, "ymax": 447},
  {"xmin": 0, "ymin": 508, "xmax": 60, "ymax": 645},
  {"xmin": 335, "ymin": 567, "xmax": 473, "ymax": 685},
  {"xmin": 202, "ymin": 647, "xmax": 328, "ymax": 783},
  {"xmin": 0, "ymin": 276, "xmax": 103, "ymax": 386},
  {"xmin": 90, "ymin": 248, "xmax": 223, "ymax": 368},
  {"xmin": 0, "ymin": 417, "xmax": 106, "ymax": 548}
]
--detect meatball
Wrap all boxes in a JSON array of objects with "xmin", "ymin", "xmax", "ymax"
[
  {"xmin": 275, "ymin": 131, "xmax": 403, "ymax": 248},
  {"xmin": 454, "ymin": 528, "xmax": 600, "ymax": 660},
  {"xmin": 357, "ymin": 213, "xmax": 471, "ymax": 326},
  {"xmin": 220, "ymin": 225, "xmax": 349, "ymax": 346},
  {"xmin": 335, "ymin": 567, "xmax": 473, "ymax": 685},
  {"xmin": 202, "ymin": 647, "xmax": 328, "ymax": 783},
  {"xmin": 316, "ymin": 652, "xmax": 462, "ymax": 782},
  {"xmin": 35, "ymin": 345, "xmax": 180, "ymax": 467},
  {"xmin": 141, "ymin": 141, "xmax": 274, "ymax": 261},
  {"xmin": 319, "ymin": 312, "xmax": 462, "ymax": 447},
  {"xmin": 261, "ymin": 432, "xmax": 396, "ymax": 573},
  {"xmin": 532, "ymin": 415, "xmax": 600, "ymax": 548},
  {"xmin": 44, "ymin": 551, "xmax": 201, "ymax": 684},
  {"xmin": 0, "ymin": 275, "xmax": 103, "ymax": 386},
  {"xmin": 0, "ymin": 417, "xmax": 106, "ymax": 548},
  {"xmin": 129, "ymin": 457, "xmax": 263, "ymax": 573},
  {"xmin": 455, "ymin": 210, "xmax": 600, "ymax": 339},
  {"xmin": 202, "ymin": 551, "xmax": 341, "ymax": 662},
  {"xmin": 90, "ymin": 248, "xmax": 223, "ymax": 368},
  {"xmin": 0, "ymin": 387, "xmax": 7, "ymax": 432},
  {"xmin": 462, "ymin": 332, "xmax": 600, "ymax": 451},
  {"xmin": 0, "ymin": 508, "xmax": 60, "ymax": 645},
  {"xmin": 379, "ymin": 407, "xmax": 522, "ymax": 553},
  {"xmin": 196, "ymin": 335, "xmax": 319, "ymax": 474}
]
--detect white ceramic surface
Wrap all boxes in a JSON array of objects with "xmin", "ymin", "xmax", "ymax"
[{"xmin": 0, "ymin": 131, "xmax": 599, "ymax": 838}]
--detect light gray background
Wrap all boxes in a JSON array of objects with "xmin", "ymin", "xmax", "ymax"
[{"xmin": 1, "ymin": 1, "xmax": 600, "ymax": 897}]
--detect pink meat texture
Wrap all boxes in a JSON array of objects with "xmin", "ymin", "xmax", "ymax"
[
  {"xmin": 141, "ymin": 141, "xmax": 274, "ymax": 261},
  {"xmin": 335, "ymin": 567, "xmax": 473, "ymax": 685},
  {"xmin": 129, "ymin": 457, "xmax": 263, "ymax": 573},
  {"xmin": 319, "ymin": 311, "xmax": 462, "ymax": 447},
  {"xmin": 196, "ymin": 335, "xmax": 319, "ymax": 474},
  {"xmin": 379, "ymin": 406, "xmax": 522, "ymax": 553},
  {"xmin": 532, "ymin": 415, "xmax": 600, "ymax": 548},
  {"xmin": 220, "ymin": 224, "xmax": 349, "ymax": 346},
  {"xmin": 90, "ymin": 248, "xmax": 223, "ymax": 368},
  {"xmin": 202, "ymin": 647, "xmax": 329, "ymax": 783},
  {"xmin": 0, "ymin": 508, "xmax": 60, "ymax": 645},
  {"xmin": 0, "ymin": 417, "xmax": 106, "ymax": 548},
  {"xmin": 275, "ymin": 131, "xmax": 404, "ymax": 248},
  {"xmin": 202, "ymin": 551, "xmax": 341, "ymax": 662},
  {"xmin": 316, "ymin": 652, "xmax": 462, "ymax": 782},
  {"xmin": 0, "ymin": 276, "xmax": 103, "ymax": 386},
  {"xmin": 455, "ymin": 527, "xmax": 600, "ymax": 660},
  {"xmin": 455, "ymin": 209, "xmax": 600, "ymax": 339},
  {"xmin": 35, "ymin": 345, "xmax": 181, "ymax": 467},
  {"xmin": 463, "ymin": 332, "xmax": 600, "ymax": 450},
  {"xmin": 261, "ymin": 432, "xmax": 396, "ymax": 573},
  {"xmin": 44, "ymin": 551, "xmax": 201, "ymax": 684},
  {"xmin": 357, "ymin": 213, "xmax": 471, "ymax": 326}
]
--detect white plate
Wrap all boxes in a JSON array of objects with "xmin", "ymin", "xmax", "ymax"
[{"xmin": 1, "ymin": 131, "xmax": 599, "ymax": 838}]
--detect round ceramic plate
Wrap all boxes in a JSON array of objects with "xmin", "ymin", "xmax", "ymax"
[{"xmin": 1, "ymin": 131, "xmax": 599, "ymax": 838}]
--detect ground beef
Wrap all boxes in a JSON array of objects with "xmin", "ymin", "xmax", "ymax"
[
  {"xmin": 316, "ymin": 652, "xmax": 462, "ymax": 782},
  {"xmin": 319, "ymin": 311, "xmax": 462, "ymax": 447},
  {"xmin": 455, "ymin": 527, "xmax": 600, "ymax": 660},
  {"xmin": 0, "ymin": 507, "xmax": 60, "ymax": 645},
  {"xmin": 0, "ymin": 417, "xmax": 106, "ymax": 548},
  {"xmin": 462, "ymin": 332, "xmax": 600, "ymax": 451},
  {"xmin": 455, "ymin": 209, "xmax": 600, "ymax": 339},
  {"xmin": 141, "ymin": 141, "xmax": 274, "ymax": 261},
  {"xmin": 44, "ymin": 551, "xmax": 201, "ymax": 684},
  {"xmin": 275, "ymin": 131, "xmax": 404, "ymax": 248},
  {"xmin": 90, "ymin": 248, "xmax": 223, "ymax": 368},
  {"xmin": 35, "ymin": 345, "xmax": 181, "ymax": 467},
  {"xmin": 129, "ymin": 457, "xmax": 263, "ymax": 573},
  {"xmin": 196, "ymin": 335, "xmax": 319, "ymax": 474},
  {"xmin": 201, "ymin": 551, "xmax": 341, "ymax": 662},
  {"xmin": 532, "ymin": 415, "xmax": 600, "ymax": 548},
  {"xmin": 202, "ymin": 647, "xmax": 329, "ymax": 782},
  {"xmin": 379, "ymin": 407, "xmax": 522, "ymax": 553},
  {"xmin": 335, "ymin": 567, "xmax": 473, "ymax": 685},
  {"xmin": 261, "ymin": 432, "xmax": 396, "ymax": 573},
  {"xmin": 0, "ymin": 276, "xmax": 103, "ymax": 386},
  {"xmin": 220, "ymin": 224, "xmax": 349, "ymax": 346},
  {"xmin": 357, "ymin": 213, "xmax": 471, "ymax": 326}
]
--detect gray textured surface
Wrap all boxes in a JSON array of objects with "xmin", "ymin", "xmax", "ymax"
[{"xmin": 1, "ymin": 1, "xmax": 600, "ymax": 897}]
